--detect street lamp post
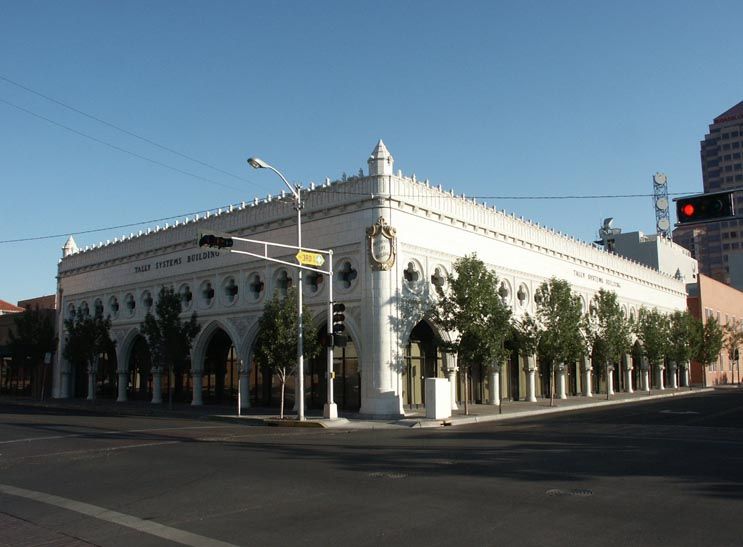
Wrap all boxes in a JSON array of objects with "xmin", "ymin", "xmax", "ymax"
[{"xmin": 247, "ymin": 157, "xmax": 306, "ymax": 421}]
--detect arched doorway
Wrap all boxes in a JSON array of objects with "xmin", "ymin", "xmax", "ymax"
[
  {"xmin": 403, "ymin": 321, "xmax": 444, "ymax": 407},
  {"xmin": 632, "ymin": 341, "xmax": 643, "ymax": 390},
  {"xmin": 309, "ymin": 328, "xmax": 361, "ymax": 412},
  {"xmin": 128, "ymin": 335, "xmax": 151, "ymax": 400},
  {"xmin": 537, "ymin": 357, "xmax": 556, "ymax": 399},
  {"xmin": 505, "ymin": 339, "xmax": 520, "ymax": 401},
  {"xmin": 96, "ymin": 340, "xmax": 117, "ymax": 399},
  {"xmin": 203, "ymin": 328, "xmax": 238, "ymax": 404}
]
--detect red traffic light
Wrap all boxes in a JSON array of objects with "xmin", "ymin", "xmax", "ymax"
[{"xmin": 676, "ymin": 191, "xmax": 735, "ymax": 224}]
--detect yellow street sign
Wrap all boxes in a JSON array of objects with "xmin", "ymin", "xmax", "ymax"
[{"xmin": 295, "ymin": 251, "xmax": 325, "ymax": 267}]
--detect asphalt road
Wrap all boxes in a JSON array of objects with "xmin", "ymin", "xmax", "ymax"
[{"xmin": 1, "ymin": 390, "xmax": 743, "ymax": 547}]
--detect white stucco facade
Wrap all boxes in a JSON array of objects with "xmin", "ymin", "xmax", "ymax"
[{"xmin": 54, "ymin": 141, "xmax": 689, "ymax": 416}]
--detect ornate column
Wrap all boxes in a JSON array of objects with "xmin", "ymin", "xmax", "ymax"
[
  {"xmin": 151, "ymin": 366, "xmax": 163, "ymax": 404},
  {"xmin": 191, "ymin": 371, "xmax": 204, "ymax": 406},
  {"xmin": 606, "ymin": 363, "xmax": 615, "ymax": 396},
  {"xmin": 623, "ymin": 354, "xmax": 633, "ymax": 393},
  {"xmin": 360, "ymin": 212, "xmax": 401, "ymax": 416},
  {"xmin": 445, "ymin": 353, "xmax": 458, "ymax": 411},
  {"xmin": 526, "ymin": 354, "xmax": 537, "ymax": 402},
  {"xmin": 641, "ymin": 358, "xmax": 650, "ymax": 392},
  {"xmin": 656, "ymin": 364, "xmax": 665, "ymax": 390},
  {"xmin": 669, "ymin": 361, "xmax": 678, "ymax": 389},
  {"xmin": 239, "ymin": 360, "xmax": 250, "ymax": 411},
  {"xmin": 60, "ymin": 362, "xmax": 71, "ymax": 399},
  {"xmin": 557, "ymin": 363, "xmax": 567, "ymax": 399},
  {"xmin": 682, "ymin": 361, "xmax": 690, "ymax": 387},
  {"xmin": 86, "ymin": 361, "xmax": 97, "ymax": 401},
  {"xmin": 490, "ymin": 365, "xmax": 501, "ymax": 406},
  {"xmin": 117, "ymin": 370, "xmax": 128, "ymax": 402},
  {"xmin": 582, "ymin": 356, "xmax": 593, "ymax": 397}
]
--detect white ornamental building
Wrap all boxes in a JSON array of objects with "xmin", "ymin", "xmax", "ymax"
[{"xmin": 54, "ymin": 141, "xmax": 689, "ymax": 416}]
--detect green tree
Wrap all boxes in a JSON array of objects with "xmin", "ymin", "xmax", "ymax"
[
  {"xmin": 140, "ymin": 286, "xmax": 200, "ymax": 409},
  {"xmin": 586, "ymin": 289, "xmax": 633, "ymax": 399},
  {"xmin": 533, "ymin": 278, "xmax": 585, "ymax": 406},
  {"xmin": 693, "ymin": 316, "xmax": 725, "ymax": 387},
  {"xmin": 253, "ymin": 287, "xmax": 321, "ymax": 419},
  {"xmin": 431, "ymin": 254, "xmax": 512, "ymax": 414},
  {"xmin": 512, "ymin": 312, "xmax": 540, "ymax": 362},
  {"xmin": 8, "ymin": 305, "xmax": 56, "ymax": 399},
  {"xmin": 62, "ymin": 306, "xmax": 114, "ymax": 398},
  {"xmin": 668, "ymin": 310, "xmax": 697, "ymax": 386},
  {"xmin": 723, "ymin": 319, "xmax": 743, "ymax": 384},
  {"xmin": 634, "ymin": 308, "xmax": 670, "ymax": 388}
]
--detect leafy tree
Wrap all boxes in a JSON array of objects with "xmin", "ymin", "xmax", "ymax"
[
  {"xmin": 634, "ymin": 308, "xmax": 670, "ymax": 386},
  {"xmin": 62, "ymin": 306, "xmax": 114, "ymax": 398},
  {"xmin": 512, "ymin": 312, "xmax": 541, "ymax": 362},
  {"xmin": 140, "ymin": 286, "xmax": 200, "ymax": 409},
  {"xmin": 253, "ymin": 287, "xmax": 321, "ymax": 419},
  {"xmin": 723, "ymin": 319, "xmax": 743, "ymax": 383},
  {"xmin": 8, "ymin": 305, "xmax": 56, "ymax": 399},
  {"xmin": 668, "ymin": 310, "xmax": 698, "ymax": 384},
  {"xmin": 431, "ymin": 254, "xmax": 512, "ymax": 414},
  {"xmin": 586, "ymin": 289, "xmax": 633, "ymax": 398},
  {"xmin": 693, "ymin": 316, "xmax": 725, "ymax": 387},
  {"xmin": 533, "ymin": 278, "xmax": 585, "ymax": 406}
]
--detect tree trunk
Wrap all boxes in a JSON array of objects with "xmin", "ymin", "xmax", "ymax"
[
  {"xmin": 464, "ymin": 367, "xmax": 469, "ymax": 416},
  {"xmin": 168, "ymin": 363, "xmax": 174, "ymax": 410},
  {"xmin": 550, "ymin": 364, "xmax": 555, "ymax": 407},
  {"xmin": 279, "ymin": 368, "xmax": 286, "ymax": 420}
]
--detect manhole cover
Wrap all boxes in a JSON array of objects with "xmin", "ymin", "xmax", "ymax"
[
  {"xmin": 368, "ymin": 471, "xmax": 407, "ymax": 479},
  {"xmin": 546, "ymin": 488, "xmax": 593, "ymax": 497}
]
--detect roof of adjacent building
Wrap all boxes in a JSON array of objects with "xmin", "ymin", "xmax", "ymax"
[
  {"xmin": 0, "ymin": 300, "xmax": 24, "ymax": 314},
  {"xmin": 17, "ymin": 295, "xmax": 56, "ymax": 310},
  {"xmin": 714, "ymin": 100, "xmax": 743, "ymax": 124}
]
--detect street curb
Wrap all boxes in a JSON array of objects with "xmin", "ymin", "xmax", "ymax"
[
  {"xmin": 407, "ymin": 387, "xmax": 715, "ymax": 429},
  {"xmin": 0, "ymin": 388, "xmax": 715, "ymax": 430},
  {"xmin": 209, "ymin": 415, "xmax": 337, "ymax": 428}
]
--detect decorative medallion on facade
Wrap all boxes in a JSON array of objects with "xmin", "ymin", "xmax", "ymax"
[{"xmin": 367, "ymin": 217, "xmax": 397, "ymax": 271}]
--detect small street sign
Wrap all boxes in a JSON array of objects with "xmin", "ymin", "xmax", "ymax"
[{"xmin": 295, "ymin": 250, "xmax": 325, "ymax": 267}]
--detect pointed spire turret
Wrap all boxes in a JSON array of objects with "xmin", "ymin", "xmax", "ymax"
[
  {"xmin": 62, "ymin": 235, "xmax": 78, "ymax": 257},
  {"xmin": 367, "ymin": 139, "xmax": 394, "ymax": 176}
]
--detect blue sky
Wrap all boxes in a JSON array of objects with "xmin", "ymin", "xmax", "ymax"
[{"xmin": 1, "ymin": 1, "xmax": 742, "ymax": 304}]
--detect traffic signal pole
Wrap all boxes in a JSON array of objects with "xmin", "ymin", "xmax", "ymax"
[
  {"xmin": 213, "ymin": 235, "xmax": 339, "ymax": 420},
  {"xmin": 325, "ymin": 251, "xmax": 338, "ymax": 419}
]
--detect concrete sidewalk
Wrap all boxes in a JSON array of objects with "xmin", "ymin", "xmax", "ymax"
[{"xmin": 0, "ymin": 386, "xmax": 715, "ymax": 430}]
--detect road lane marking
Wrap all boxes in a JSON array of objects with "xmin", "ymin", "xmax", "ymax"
[
  {"xmin": 0, "ymin": 424, "xmax": 233, "ymax": 445},
  {"xmin": 0, "ymin": 483, "xmax": 239, "ymax": 547},
  {"xmin": 21, "ymin": 440, "xmax": 181, "ymax": 460}
]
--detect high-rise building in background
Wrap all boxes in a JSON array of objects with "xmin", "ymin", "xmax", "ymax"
[{"xmin": 674, "ymin": 101, "xmax": 743, "ymax": 287}]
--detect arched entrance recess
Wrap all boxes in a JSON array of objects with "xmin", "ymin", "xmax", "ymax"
[
  {"xmin": 505, "ymin": 336, "xmax": 522, "ymax": 401},
  {"xmin": 96, "ymin": 338, "xmax": 117, "ymax": 399},
  {"xmin": 127, "ymin": 335, "xmax": 152, "ymax": 400},
  {"xmin": 309, "ymin": 325, "xmax": 361, "ymax": 412},
  {"xmin": 203, "ymin": 328, "xmax": 239, "ymax": 404},
  {"xmin": 631, "ymin": 341, "xmax": 643, "ymax": 390},
  {"xmin": 403, "ymin": 321, "xmax": 444, "ymax": 407}
]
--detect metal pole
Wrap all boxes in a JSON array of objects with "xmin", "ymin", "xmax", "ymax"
[
  {"xmin": 325, "ymin": 251, "xmax": 336, "ymax": 418},
  {"xmin": 296, "ymin": 187, "xmax": 305, "ymax": 421}
]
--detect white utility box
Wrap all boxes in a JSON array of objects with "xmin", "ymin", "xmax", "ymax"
[{"xmin": 425, "ymin": 378, "xmax": 452, "ymax": 420}]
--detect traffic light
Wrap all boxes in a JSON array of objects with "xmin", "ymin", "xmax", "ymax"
[
  {"xmin": 198, "ymin": 232, "xmax": 234, "ymax": 249},
  {"xmin": 332, "ymin": 302, "xmax": 347, "ymax": 348},
  {"xmin": 676, "ymin": 191, "xmax": 735, "ymax": 225}
]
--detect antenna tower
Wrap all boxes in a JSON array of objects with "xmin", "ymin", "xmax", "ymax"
[{"xmin": 653, "ymin": 172, "xmax": 671, "ymax": 240}]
